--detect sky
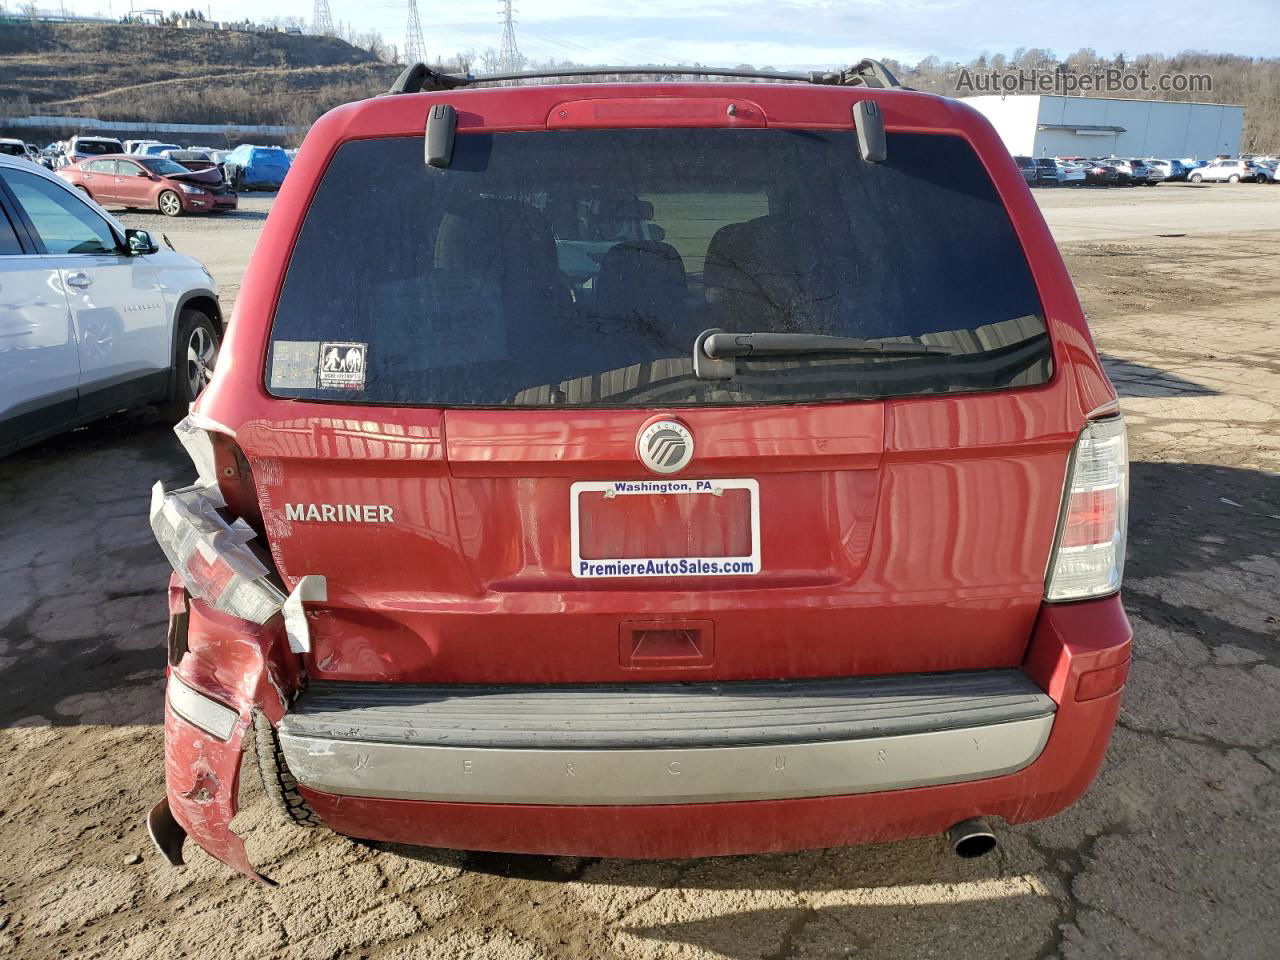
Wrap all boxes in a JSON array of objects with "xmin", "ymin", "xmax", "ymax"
[{"xmin": 58, "ymin": 0, "xmax": 1280, "ymax": 68}]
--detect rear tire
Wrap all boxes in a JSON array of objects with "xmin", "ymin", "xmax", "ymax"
[
  {"xmin": 253, "ymin": 712, "xmax": 320, "ymax": 828},
  {"xmin": 1190, "ymin": 173, "xmax": 1203, "ymax": 183},
  {"xmin": 158, "ymin": 189, "xmax": 183, "ymax": 217},
  {"xmin": 158, "ymin": 307, "xmax": 218, "ymax": 421},
  {"xmin": 1228, "ymin": 174, "xmax": 1240, "ymax": 184}
]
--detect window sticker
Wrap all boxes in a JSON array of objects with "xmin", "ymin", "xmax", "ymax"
[
  {"xmin": 270, "ymin": 340, "xmax": 320, "ymax": 389},
  {"xmin": 318, "ymin": 342, "xmax": 367, "ymax": 390}
]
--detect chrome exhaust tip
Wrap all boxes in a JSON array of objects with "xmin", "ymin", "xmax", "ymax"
[{"xmin": 947, "ymin": 817, "xmax": 997, "ymax": 858}]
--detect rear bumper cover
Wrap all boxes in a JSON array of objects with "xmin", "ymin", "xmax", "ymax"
[{"xmin": 158, "ymin": 593, "xmax": 1130, "ymax": 870}]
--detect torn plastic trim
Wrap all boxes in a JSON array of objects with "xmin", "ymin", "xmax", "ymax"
[
  {"xmin": 157, "ymin": 416, "xmax": 328, "ymax": 630},
  {"xmin": 282, "ymin": 574, "xmax": 327, "ymax": 653}
]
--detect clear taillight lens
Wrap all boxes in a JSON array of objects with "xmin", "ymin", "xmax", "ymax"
[{"xmin": 1046, "ymin": 416, "xmax": 1128, "ymax": 602}]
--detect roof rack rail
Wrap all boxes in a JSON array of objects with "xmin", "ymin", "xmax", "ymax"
[{"xmin": 385, "ymin": 58, "xmax": 904, "ymax": 95}]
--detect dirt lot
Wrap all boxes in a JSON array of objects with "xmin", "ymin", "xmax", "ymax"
[{"xmin": 1, "ymin": 186, "xmax": 1277, "ymax": 960}]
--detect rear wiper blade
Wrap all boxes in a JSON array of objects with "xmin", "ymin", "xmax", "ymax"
[
  {"xmin": 701, "ymin": 331, "xmax": 954, "ymax": 359},
  {"xmin": 693, "ymin": 328, "xmax": 952, "ymax": 380}
]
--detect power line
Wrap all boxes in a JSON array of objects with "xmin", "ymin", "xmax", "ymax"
[
  {"xmin": 404, "ymin": 0, "xmax": 426, "ymax": 64},
  {"xmin": 311, "ymin": 0, "xmax": 334, "ymax": 36}
]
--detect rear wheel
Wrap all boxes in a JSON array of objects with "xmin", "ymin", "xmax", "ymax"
[
  {"xmin": 158, "ymin": 307, "xmax": 218, "ymax": 420},
  {"xmin": 1228, "ymin": 174, "xmax": 1240, "ymax": 184},
  {"xmin": 253, "ymin": 712, "xmax": 320, "ymax": 828},
  {"xmin": 158, "ymin": 189, "xmax": 183, "ymax": 217}
]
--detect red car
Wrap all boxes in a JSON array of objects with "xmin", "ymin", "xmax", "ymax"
[
  {"xmin": 147, "ymin": 61, "xmax": 1131, "ymax": 883},
  {"xmin": 57, "ymin": 153, "xmax": 237, "ymax": 216}
]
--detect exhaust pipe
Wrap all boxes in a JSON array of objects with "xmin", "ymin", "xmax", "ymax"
[{"xmin": 947, "ymin": 817, "xmax": 997, "ymax": 859}]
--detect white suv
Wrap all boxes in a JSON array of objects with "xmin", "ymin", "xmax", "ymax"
[
  {"xmin": 0, "ymin": 155, "xmax": 222, "ymax": 456},
  {"xmin": 1188, "ymin": 159, "xmax": 1262, "ymax": 183}
]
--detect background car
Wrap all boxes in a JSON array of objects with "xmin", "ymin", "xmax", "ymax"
[
  {"xmin": 57, "ymin": 154, "xmax": 238, "ymax": 216},
  {"xmin": 1188, "ymin": 158, "xmax": 1261, "ymax": 183},
  {"xmin": 1135, "ymin": 159, "xmax": 1165, "ymax": 185},
  {"xmin": 221, "ymin": 144, "xmax": 291, "ymax": 191},
  {"xmin": 0, "ymin": 154, "xmax": 222, "ymax": 456},
  {"xmin": 1013, "ymin": 155, "xmax": 1037, "ymax": 183},
  {"xmin": 1105, "ymin": 158, "xmax": 1149, "ymax": 184},
  {"xmin": 1055, "ymin": 159, "xmax": 1088, "ymax": 185},
  {"xmin": 1033, "ymin": 157, "xmax": 1061, "ymax": 184},
  {"xmin": 1084, "ymin": 160, "xmax": 1121, "ymax": 184},
  {"xmin": 0, "ymin": 138, "xmax": 32, "ymax": 160},
  {"xmin": 1145, "ymin": 159, "xmax": 1186, "ymax": 182},
  {"xmin": 63, "ymin": 136, "xmax": 124, "ymax": 167}
]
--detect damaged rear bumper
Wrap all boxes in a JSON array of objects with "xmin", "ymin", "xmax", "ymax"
[
  {"xmin": 148, "ymin": 417, "xmax": 319, "ymax": 882},
  {"xmin": 153, "ymin": 585, "xmax": 299, "ymax": 884}
]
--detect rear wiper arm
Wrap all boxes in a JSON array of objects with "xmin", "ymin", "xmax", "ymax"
[{"xmin": 694, "ymin": 328, "xmax": 952, "ymax": 380}]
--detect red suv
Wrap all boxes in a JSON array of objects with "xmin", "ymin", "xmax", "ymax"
[
  {"xmin": 147, "ymin": 61, "xmax": 1131, "ymax": 883},
  {"xmin": 58, "ymin": 154, "xmax": 237, "ymax": 216}
]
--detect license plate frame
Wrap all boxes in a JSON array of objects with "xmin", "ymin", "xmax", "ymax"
[{"xmin": 570, "ymin": 478, "xmax": 760, "ymax": 579}]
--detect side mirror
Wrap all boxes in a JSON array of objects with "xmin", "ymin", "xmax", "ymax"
[{"xmin": 125, "ymin": 228, "xmax": 159, "ymax": 256}]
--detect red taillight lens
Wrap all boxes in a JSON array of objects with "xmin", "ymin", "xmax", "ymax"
[
  {"xmin": 1046, "ymin": 416, "xmax": 1128, "ymax": 602},
  {"xmin": 1059, "ymin": 488, "xmax": 1119, "ymax": 548}
]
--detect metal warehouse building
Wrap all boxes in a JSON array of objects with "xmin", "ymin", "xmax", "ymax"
[{"xmin": 963, "ymin": 95, "xmax": 1244, "ymax": 159}]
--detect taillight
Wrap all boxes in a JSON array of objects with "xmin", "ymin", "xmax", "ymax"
[{"xmin": 1045, "ymin": 416, "xmax": 1128, "ymax": 602}]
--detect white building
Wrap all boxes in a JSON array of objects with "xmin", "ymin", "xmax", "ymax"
[{"xmin": 964, "ymin": 95, "xmax": 1244, "ymax": 160}]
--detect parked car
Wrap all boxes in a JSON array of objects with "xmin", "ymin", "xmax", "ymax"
[
  {"xmin": 222, "ymin": 144, "xmax": 291, "ymax": 191},
  {"xmin": 57, "ymin": 154, "xmax": 238, "ymax": 216},
  {"xmin": 1188, "ymin": 158, "xmax": 1263, "ymax": 183},
  {"xmin": 140, "ymin": 142, "xmax": 183, "ymax": 157},
  {"xmin": 1033, "ymin": 157, "xmax": 1062, "ymax": 184},
  {"xmin": 1104, "ymin": 158, "xmax": 1149, "ymax": 184},
  {"xmin": 1083, "ymin": 160, "xmax": 1121, "ymax": 185},
  {"xmin": 1053, "ymin": 159, "xmax": 1088, "ymax": 185},
  {"xmin": 162, "ymin": 148, "xmax": 221, "ymax": 175},
  {"xmin": 146, "ymin": 67, "xmax": 1131, "ymax": 881},
  {"xmin": 1135, "ymin": 159, "xmax": 1165, "ymax": 185},
  {"xmin": 1250, "ymin": 160, "xmax": 1276, "ymax": 183},
  {"xmin": 1144, "ymin": 159, "xmax": 1186, "ymax": 182},
  {"xmin": 1013, "ymin": 154, "xmax": 1037, "ymax": 184},
  {"xmin": 0, "ymin": 138, "xmax": 32, "ymax": 159},
  {"xmin": 0, "ymin": 155, "xmax": 222, "ymax": 456},
  {"xmin": 63, "ymin": 136, "xmax": 125, "ymax": 167}
]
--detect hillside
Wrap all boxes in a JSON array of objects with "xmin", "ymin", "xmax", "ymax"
[{"xmin": 0, "ymin": 22, "xmax": 399, "ymax": 130}]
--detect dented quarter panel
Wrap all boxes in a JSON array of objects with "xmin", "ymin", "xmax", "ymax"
[{"xmin": 163, "ymin": 597, "xmax": 302, "ymax": 881}]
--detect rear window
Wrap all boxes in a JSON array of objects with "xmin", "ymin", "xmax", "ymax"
[
  {"xmin": 75, "ymin": 140, "xmax": 121, "ymax": 155},
  {"xmin": 251, "ymin": 148, "xmax": 288, "ymax": 163},
  {"xmin": 268, "ymin": 129, "xmax": 1050, "ymax": 407}
]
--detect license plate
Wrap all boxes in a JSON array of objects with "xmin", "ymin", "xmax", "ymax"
[{"xmin": 570, "ymin": 478, "xmax": 760, "ymax": 578}]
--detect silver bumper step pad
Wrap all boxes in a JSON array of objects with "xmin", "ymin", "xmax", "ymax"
[{"xmin": 279, "ymin": 671, "xmax": 1055, "ymax": 805}]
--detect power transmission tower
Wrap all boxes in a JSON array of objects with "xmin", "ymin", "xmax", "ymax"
[
  {"xmin": 497, "ymin": 0, "xmax": 521, "ymax": 73},
  {"xmin": 311, "ymin": 0, "xmax": 334, "ymax": 36},
  {"xmin": 404, "ymin": 0, "xmax": 426, "ymax": 65}
]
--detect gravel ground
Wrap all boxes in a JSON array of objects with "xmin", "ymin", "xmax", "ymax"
[{"xmin": 0, "ymin": 188, "xmax": 1277, "ymax": 960}]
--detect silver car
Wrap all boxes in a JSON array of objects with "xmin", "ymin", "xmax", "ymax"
[{"xmin": 0, "ymin": 155, "xmax": 223, "ymax": 455}]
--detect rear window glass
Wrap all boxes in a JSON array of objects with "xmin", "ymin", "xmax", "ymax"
[
  {"xmin": 75, "ymin": 140, "xmax": 121, "ymax": 155},
  {"xmin": 268, "ymin": 129, "xmax": 1050, "ymax": 407}
]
